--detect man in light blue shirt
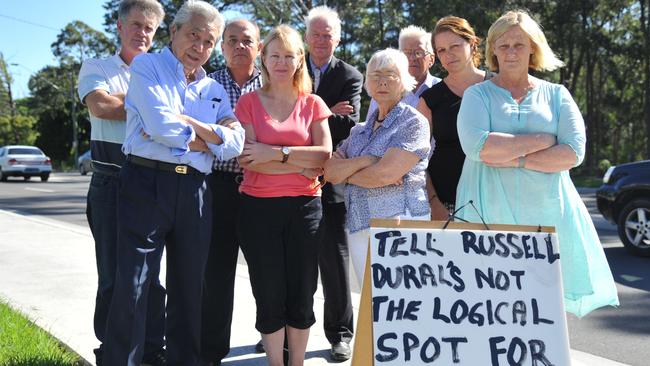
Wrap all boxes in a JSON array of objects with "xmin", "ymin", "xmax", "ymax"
[{"xmin": 104, "ymin": 2, "xmax": 244, "ymax": 365}]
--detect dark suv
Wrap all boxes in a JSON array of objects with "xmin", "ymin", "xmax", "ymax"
[{"xmin": 597, "ymin": 160, "xmax": 650, "ymax": 256}]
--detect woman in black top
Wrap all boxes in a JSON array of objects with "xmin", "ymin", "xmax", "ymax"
[{"xmin": 417, "ymin": 16, "xmax": 491, "ymax": 219}]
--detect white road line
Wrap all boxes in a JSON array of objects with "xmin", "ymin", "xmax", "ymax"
[{"xmin": 24, "ymin": 187, "xmax": 55, "ymax": 193}]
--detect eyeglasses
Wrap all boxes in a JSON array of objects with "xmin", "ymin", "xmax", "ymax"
[
  {"xmin": 402, "ymin": 49, "xmax": 430, "ymax": 59},
  {"xmin": 368, "ymin": 72, "xmax": 400, "ymax": 83}
]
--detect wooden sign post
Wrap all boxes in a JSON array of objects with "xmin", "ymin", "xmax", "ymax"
[{"xmin": 351, "ymin": 219, "xmax": 571, "ymax": 366}]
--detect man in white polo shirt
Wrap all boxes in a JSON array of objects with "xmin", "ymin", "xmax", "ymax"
[{"xmin": 77, "ymin": 1, "xmax": 166, "ymax": 365}]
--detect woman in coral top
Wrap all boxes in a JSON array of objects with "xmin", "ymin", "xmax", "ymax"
[{"xmin": 235, "ymin": 24, "xmax": 332, "ymax": 366}]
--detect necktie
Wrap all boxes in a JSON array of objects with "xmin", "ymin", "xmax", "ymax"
[{"xmin": 313, "ymin": 68, "xmax": 321, "ymax": 92}]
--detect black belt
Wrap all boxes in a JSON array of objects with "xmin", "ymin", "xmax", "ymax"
[
  {"xmin": 127, "ymin": 155, "xmax": 203, "ymax": 175},
  {"xmin": 211, "ymin": 170, "xmax": 244, "ymax": 184}
]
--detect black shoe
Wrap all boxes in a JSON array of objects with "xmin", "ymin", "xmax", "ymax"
[
  {"xmin": 142, "ymin": 349, "xmax": 167, "ymax": 366},
  {"xmin": 330, "ymin": 341, "xmax": 351, "ymax": 361},
  {"xmin": 255, "ymin": 339, "xmax": 265, "ymax": 353}
]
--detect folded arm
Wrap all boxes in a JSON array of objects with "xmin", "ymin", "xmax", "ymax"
[
  {"xmin": 85, "ymin": 91, "xmax": 126, "ymax": 121},
  {"xmin": 347, "ymin": 148, "xmax": 419, "ymax": 188},
  {"xmin": 323, "ymin": 151, "xmax": 379, "ymax": 184},
  {"xmin": 239, "ymin": 118, "xmax": 332, "ymax": 168},
  {"xmin": 479, "ymin": 132, "xmax": 556, "ymax": 164}
]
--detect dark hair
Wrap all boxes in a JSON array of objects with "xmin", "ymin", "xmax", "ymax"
[{"xmin": 433, "ymin": 16, "xmax": 482, "ymax": 67}]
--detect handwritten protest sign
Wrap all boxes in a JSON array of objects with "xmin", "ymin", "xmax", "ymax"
[{"xmin": 352, "ymin": 220, "xmax": 571, "ymax": 366}]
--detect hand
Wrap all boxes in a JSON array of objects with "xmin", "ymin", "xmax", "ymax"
[
  {"xmin": 330, "ymin": 101, "xmax": 354, "ymax": 116},
  {"xmin": 541, "ymin": 133, "xmax": 557, "ymax": 149},
  {"xmin": 177, "ymin": 114, "xmax": 195, "ymax": 126},
  {"xmin": 485, "ymin": 159, "xmax": 517, "ymax": 168},
  {"xmin": 429, "ymin": 197, "xmax": 450, "ymax": 221},
  {"xmin": 225, "ymin": 121, "xmax": 242, "ymax": 130},
  {"xmin": 301, "ymin": 167, "xmax": 323, "ymax": 179},
  {"xmin": 189, "ymin": 136, "xmax": 209, "ymax": 152},
  {"xmin": 113, "ymin": 93, "xmax": 126, "ymax": 101},
  {"xmin": 241, "ymin": 140, "xmax": 277, "ymax": 165},
  {"xmin": 332, "ymin": 150, "xmax": 345, "ymax": 159}
]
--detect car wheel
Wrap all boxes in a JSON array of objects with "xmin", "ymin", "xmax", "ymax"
[
  {"xmin": 0, "ymin": 169, "xmax": 6, "ymax": 182},
  {"xmin": 80, "ymin": 164, "xmax": 87, "ymax": 175},
  {"xmin": 617, "ymin": 198, "xmax": 650, "ymax": 257},
  {"xmin": 40, "ymin": 173, "xmax": 49, "ymax": 182},
  {"xmin": 24, "ymin": 176, "xmax": 31, "ymax": 181}
]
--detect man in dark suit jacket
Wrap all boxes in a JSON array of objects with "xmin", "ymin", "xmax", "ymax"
[{"xmin": 304, "ymin": 6, "xmax": 363, "ymax": 362}]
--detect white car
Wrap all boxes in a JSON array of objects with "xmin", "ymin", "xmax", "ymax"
[{"xmin": 0, "ymin": 145, "xmax": 52, "ymax": 182}]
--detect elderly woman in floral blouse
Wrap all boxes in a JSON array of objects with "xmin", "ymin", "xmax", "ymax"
[{"xmin": 324, "ymin": 48, "xmax": 432, "ymax": 285}]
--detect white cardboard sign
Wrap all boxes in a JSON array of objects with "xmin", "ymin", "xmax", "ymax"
[{"xmin": 369, "ymin": 226, "xmax": 570, "ymax": 366}]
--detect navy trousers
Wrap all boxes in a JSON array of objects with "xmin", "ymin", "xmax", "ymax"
[
  {"xmin": 200, "ymin": 171, "xmax": 242, "ymax": 363},
  {"xmin": 318, "ymin": 201, "xmax": 354, "ymax": 344},
  {"xmin": 104, "ymin": 162, "xmax": 212, "ymax": 366},
  {"xmin": 86, "ymin": 169, "xmax": 165, "ymax": 364}
]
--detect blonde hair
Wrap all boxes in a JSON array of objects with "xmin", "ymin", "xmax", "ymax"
[
  {"xmin": 364, "ymin": 48, "xmax": 417, "ymax": 96},
  {"xmin": 433, "ymin": 16, "xmax": 482, "ymax": 67},
  {"xmin": 485, "ymin": 10, "xmax": 564, "ymax": 72},
  {"xmin": 260, "ymin": 25, "xmax": 312, "ymax": 94},
  {"xmin": 399, "ymin": 25, "xmax": 433, "ymax": 54}
]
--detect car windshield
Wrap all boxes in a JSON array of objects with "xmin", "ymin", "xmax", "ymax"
[{"xmin": 8, "ymin": 148, "xmax": 43, "ymax": 155}]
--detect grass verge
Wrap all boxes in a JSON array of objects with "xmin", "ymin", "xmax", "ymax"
[{"xmin": 0, "ymin": 300, "xmax": 82, "ymax": 366}]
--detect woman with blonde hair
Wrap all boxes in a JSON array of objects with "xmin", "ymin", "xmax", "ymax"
[
  {"xmin": 456, "ymin": 10, "xmax": 618, "ymax": 316},
  {"xmin": 417, "ymin": 16, "xmax": 492, "ymax": 220},
  {"xmin": 235, "ymin": 24, "xmax": 332, "ymax": 366}
]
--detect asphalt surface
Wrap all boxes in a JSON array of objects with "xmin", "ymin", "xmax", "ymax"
[{"xmin": 0, "ymin": 172, "xmax": 648, "ymax": 365}]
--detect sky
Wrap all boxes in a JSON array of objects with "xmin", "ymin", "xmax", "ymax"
[
  {"xmin": 0, "ymin": 1, "xmax": 107, "ymax": 99},
  {"xmin": 0, "ymin": 1, "xmax": 242, "ymax": 99}
]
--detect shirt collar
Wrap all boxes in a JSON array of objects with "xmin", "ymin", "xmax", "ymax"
[
  {"xmin": 111, "ymin": 50, "xmax": 130, "ymax": 70},
  {"xmin": 309, "ymin": 56, "xmax": 331, "ymax": 74},
  {"xmin": 361, "ymin": 101, "xmax": 406, "ymax": 134},
  {"xmin": 413, "ymin": 72, "xmax": 436, "ymax": 97},
  {"xmin": 225, "ymin": 66, "xmax": 261, "ymax": 86},
  {"xmin": 162, "ymin": 46, "xmax": 207, "ymax": 82}
]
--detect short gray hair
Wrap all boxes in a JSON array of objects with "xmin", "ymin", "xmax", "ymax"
[
  {"xmin": 365, "ymin": 48, "xmax": 417, "ymax": 95},
  {"xmin": 398, "ymin": 25, "xmax": 433, "ymax": 54},
  {"xmin": 118, "ymin": 0, "xmax": 165, "ymax": 26},
  {"xmin": 224, "ymin": 18, "xmax": 260, "ymax": 41},
  {"xmin": 172, "ymin": 0, "xmax": 225, "ymax": 37},
  {"xmin": 305, "ymin": 6, "xmax": 341, "ymax": 40}
]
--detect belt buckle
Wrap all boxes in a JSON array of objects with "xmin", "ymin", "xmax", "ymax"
[{"xmin": 175, "ymin": 165, "xmax": 188, "ymax": 174}]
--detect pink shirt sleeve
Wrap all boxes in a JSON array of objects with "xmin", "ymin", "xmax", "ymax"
[
  {"xmin": 234, "ymin": 92, "xmax": 254, "ymax": 125},
  {"xmin": 309, "ymin": 94, "xmax": 333, "ymax": 122}
]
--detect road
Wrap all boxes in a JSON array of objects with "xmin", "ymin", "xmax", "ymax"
[{"xmin": 0, "ymin": 172, "xmax": 648, "ymax": 365}]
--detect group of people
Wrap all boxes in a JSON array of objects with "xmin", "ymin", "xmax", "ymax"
[{"xmin": 78, "ymin": 0, "xmax": 619, "ymax": 365}]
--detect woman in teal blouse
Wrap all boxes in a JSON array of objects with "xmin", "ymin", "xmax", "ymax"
[{"xmin": 456, "ymin": 10, "xmax": 619, "ymax": 317}]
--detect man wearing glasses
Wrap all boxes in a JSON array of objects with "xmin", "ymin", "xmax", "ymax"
[
  {"xmin": 200, "ymin": 18, "xmax": 263, "ymax": 366},
  {"xmin": 365, "ymin": 25, "xmax": 441, "ymax": 120}
]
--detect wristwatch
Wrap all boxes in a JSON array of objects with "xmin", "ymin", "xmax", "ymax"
[{"xmin": 281, "ymin": 146, "xmax": 290, "ymax": 163}]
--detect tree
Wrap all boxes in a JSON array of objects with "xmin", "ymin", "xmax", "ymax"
[
  {"xmin": 0, "ymin": 53, "xmax": 38, "ymax": 146},
  {"xmin": 52, "ymin": 21, "xmax": 115, "ymax": 65}
]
